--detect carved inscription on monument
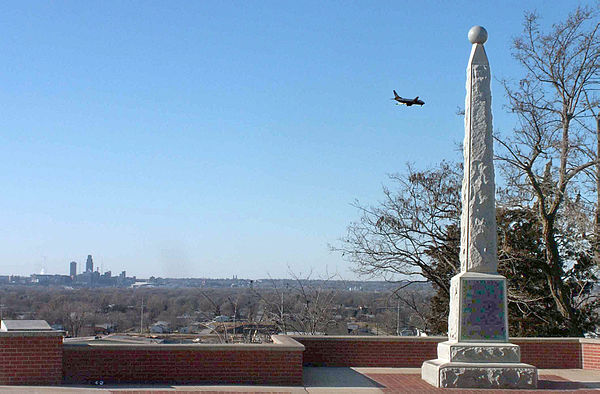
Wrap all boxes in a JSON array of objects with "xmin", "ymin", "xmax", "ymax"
[{"xmin": 460, "ymin": 279, "xmax": 506, "ymax": 341}]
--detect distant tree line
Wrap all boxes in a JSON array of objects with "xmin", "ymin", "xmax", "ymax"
[{"xmin": 0, "ymin": 284, "xmax": 430, "ymax": 339}]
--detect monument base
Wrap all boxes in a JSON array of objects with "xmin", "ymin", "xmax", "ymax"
[
  {"xmin": 422, "ymin": 341, "xmax": 537, "ymax": 388},
  {"xmin": 437, "ymin": 341, "xmax": 521, "ymax": 363},
  {"xmin": 422, "ymin": 358, "xmax": 537, "ymax": 389}
]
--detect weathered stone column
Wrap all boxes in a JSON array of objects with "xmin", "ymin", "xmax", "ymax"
[{"xmin": 421, "ymin": 26, "xmax": 538, "ymax": 389}]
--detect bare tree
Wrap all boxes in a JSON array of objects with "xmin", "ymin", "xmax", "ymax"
[
  {"xmin": 286, "ymin": 270, "xmax": 340, "ymax": 335},
  {"xmin": 64, "ymin": 302, "xmax": 92, "ymax": 337},
  {"xmin": 253, "ymin": 270, "xmax": 341, "ymax": 335},
  {"xmin": 496, "ymin": 6, "xmax": 600, "ymax": 334},
  {"xmin": 332, "ymin": 162, "xmax": 462, "ymax": 297},
  {"xmin": 387, "ymin": 290, "xmax": 432, "ymax": 334}
]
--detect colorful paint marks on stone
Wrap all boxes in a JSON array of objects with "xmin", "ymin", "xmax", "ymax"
[{"xmin": 460, "ymin": 279, "xmax": 506, "ymax": 341}]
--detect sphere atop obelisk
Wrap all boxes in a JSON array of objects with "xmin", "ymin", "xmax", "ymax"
[{"xmin": 468, "ymin": 25, "xmax": 488, "ymax": 44}]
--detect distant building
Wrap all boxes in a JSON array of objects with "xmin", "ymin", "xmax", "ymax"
[
  {"xmin": 69, "ymin": 261, "xmax": 77, "ymax": 277},
  {"xmin": 31, "ymin": 274, "xmax": 71, "ymax": 286},
  {"xmin": 178, "ymin": 325, "xmax": 195, "ymax": 334},
  {"xmin": 94, "ymin": 323, "xmax": 115, "ymax": 335},
  {"xmin": 399, "ymin": 327, "xmax": 417, "ymax": 336},
  {"xmin": 85, "ymin": 255, "xmax": 93, "ymax": 273},
  {"xmin": 149, "ymin": 321, "xmax": 171, "ymax": 334}
]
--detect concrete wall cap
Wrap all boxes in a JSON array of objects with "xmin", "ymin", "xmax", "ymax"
[
  {"xmin": 291, "ymin": 335, "xmax": 447, "ymax": 342},
  {"xmin": 291, "ymin": 335, "xmax": 587, "ymax": 343},
  {"xmin": 271, "ymin": 334, "xmax": 305, "ymax": 349},
  {"xmin": 512, "ymin": 337, "xmax": 583, "ymax": 343},
  {"xmin": 0, "ymin": 330, "xmax": 64, "ymax": 338},
  {"xmin": 63, "ymin": 334, "xmax": 304, "ymax": 352},
  {"xmin": 578, "ymin": 338, "xmax": 600, "ymax": 344},
  {"xmin": 63, "ymin": 343, "xmax": 303, "ymax": 351}
]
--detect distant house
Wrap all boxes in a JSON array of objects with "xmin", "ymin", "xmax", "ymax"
[
  {"xmin": 149, "ymin": 321, "xmax": 171, "ymax": 334},
  {"xmin": 399, "ymin": 328, "xmax": 416, "ymax": 336},
  {"xmin": 179, "ymin": 322, "xmax": 203, "ymax": 334},
  {"xmin": 213, "ymin": 315, "xmax": 230, "ymax": 323},
  {"xmin": 94, "ymin": 323, "xmax": 116, "ymax": 335},
  {"xmin": 178, "ymin": 326, "xmax": 193, "ymax": 334},
  {"xmin": 346, "ymin": 321, "xmax": 375, "ymax": 335}
]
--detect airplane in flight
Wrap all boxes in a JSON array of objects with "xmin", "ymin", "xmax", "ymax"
[{"xmin": 392, "ymin": 90, "xmax": 425, "ymax": 106}]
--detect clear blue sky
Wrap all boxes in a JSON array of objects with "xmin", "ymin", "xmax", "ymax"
[{"xmin": 0, "ymin": 1, "xmax": 592, "ymax": 279}]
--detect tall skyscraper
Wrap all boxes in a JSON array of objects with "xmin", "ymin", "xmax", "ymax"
[
  {"xmin": 69, "ymin": 261, "xmax": 77, "ymax": 277},
  {"xmin": 85, "ymin": 255, "xmax": 93, "ymax": 273}
]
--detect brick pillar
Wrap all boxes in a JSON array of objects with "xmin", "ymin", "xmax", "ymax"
[{"xmin": 0, "ymin": 331, "xmax": 63, "ymax": 385}]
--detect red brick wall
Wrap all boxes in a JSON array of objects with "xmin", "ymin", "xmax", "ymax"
[
  {"xmin": 0, "ymin": 334, "xmax": 63, "ymax": 385},
  {"xmin": 293, "ymin": 336, "xmax": 586, "ymax": 369},
  {"xmin": 582, "ymin": 341, "xmax": 600, "ymax": 370},
  {"xmin": 3, "ymin": 333, "xmax": 600, "ymax": 387},
  {"xmin": 293, "ymin": 337, "xmax": 440, "ymax": 367},
  {"xmin": 513, "ymin": 339, "xmax": 581, "ymax": 369},
  {"xmin": 63, "ymin": 345, "xmax": 303, "ymax": 385}
]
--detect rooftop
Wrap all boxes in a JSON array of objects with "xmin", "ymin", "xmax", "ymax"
[{"xmin": 0, "ymin": 319, "xmax": 52, "ymax": 332}]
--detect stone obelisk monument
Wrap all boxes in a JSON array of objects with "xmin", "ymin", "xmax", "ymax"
[{"xmin": 421, "ymin": 26, "xmax": 538, "ymax": 389}]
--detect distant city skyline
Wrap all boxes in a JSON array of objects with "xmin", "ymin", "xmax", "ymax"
[{"xmin": 0, "ymin": 1, "xmax": 594, "ymax": 279}]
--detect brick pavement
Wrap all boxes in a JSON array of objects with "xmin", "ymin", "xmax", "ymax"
[{"xmin": 364, "ymin": 373, "xmax": 600, "ymax": 393}]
